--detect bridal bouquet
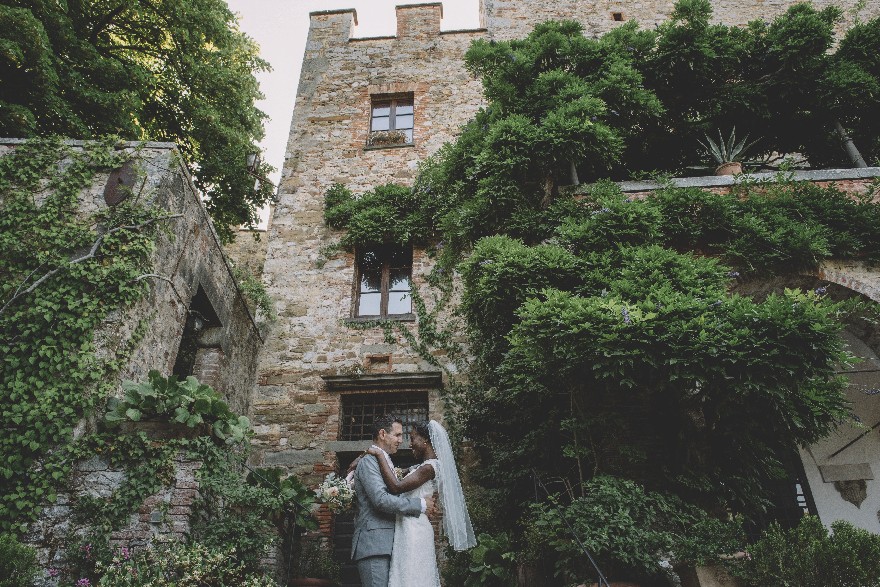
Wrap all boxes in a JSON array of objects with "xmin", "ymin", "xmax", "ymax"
[{"xmin": 315, "ymin": 472, "xmax": 354, "ymax": 513}]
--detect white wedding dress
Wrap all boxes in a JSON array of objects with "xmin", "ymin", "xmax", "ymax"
[{"xmin": 388, "ymin": 458, "xmax": 441, "ymax": 587}]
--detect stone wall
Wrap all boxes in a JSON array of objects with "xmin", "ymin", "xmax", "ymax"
[
  {"xmin": 253, "ymin": 4, "xmax": 485, "ymax": 485},
  {"xmin": 0, "ymin": 138, "xmax": 262, "ymax": 415},
  {"xmin": 28, "ymin": 444, "xmax": 202, "ymax": 585},
  {"xmin": 479, "ymin": 0, "xmax": 880, "ymax": 41}
]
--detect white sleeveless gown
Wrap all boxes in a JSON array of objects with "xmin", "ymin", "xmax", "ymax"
[{"xmin": 388, "ymin": 458, "xmax": 441, "ymax": 587}]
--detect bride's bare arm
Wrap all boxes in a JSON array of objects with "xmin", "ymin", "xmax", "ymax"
[{"xmin": 367, "ymin": 448, "xmax": 435, "ymax": 494}]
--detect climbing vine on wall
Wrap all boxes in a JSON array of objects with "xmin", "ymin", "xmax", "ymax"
[{"xmin": 0, "ymin": 137, "xmax": 167, "ymax": 532}]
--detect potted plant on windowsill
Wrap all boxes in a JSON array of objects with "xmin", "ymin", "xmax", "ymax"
[{"xmin": 697, "ymin": 127, "xmax": 759, "ymax": 175}]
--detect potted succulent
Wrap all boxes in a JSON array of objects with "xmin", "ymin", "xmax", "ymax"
[{"xmin": 697, "ymin": 127, "xmax": 759, "ymax": 175}]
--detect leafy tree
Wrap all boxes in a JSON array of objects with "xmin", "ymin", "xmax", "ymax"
[{"xmin": 0, "ymin": 0, "xmax": 273, "ymax": 241}]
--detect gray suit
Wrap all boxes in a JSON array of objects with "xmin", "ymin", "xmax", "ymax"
[{"xmin": 351, "ymin": 454, "xmax": 422, "ymax": 587}]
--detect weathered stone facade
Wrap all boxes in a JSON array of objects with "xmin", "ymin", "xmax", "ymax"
[
  {"xmin": 256, "ymin": 1, "xmax": 880, "ymax": 581},
  {"xmin": 479, "ymin": 0, "xmax": 877, "ymax": 41},
  {"xmin": 1, "ymin": 139, "xmax": 263, "ymax": 581}
]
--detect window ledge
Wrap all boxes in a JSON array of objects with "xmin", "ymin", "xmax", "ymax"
[
  {"xmin": 344, "ymin": 314, "xmax": 416, "ymax": 326},
  {"xmin": 363, "ymin": 142, "xmax": 415, "ymax": 152}
]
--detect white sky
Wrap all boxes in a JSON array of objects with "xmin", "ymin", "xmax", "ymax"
[{"xmin": 225, "ymin": 0, "xmax": 481, "ymax": 193}]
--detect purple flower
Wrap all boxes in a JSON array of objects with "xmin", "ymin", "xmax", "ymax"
[
  {"xmin": 48, "ymin": 569, "xmax": 60, "ymax": 577},
  {"xmin": 76, "ymin": 579, "xmax": 91, "ymax": 587},
  {"xmin": 621, "ymin": 307, "xmax": 631, "ymax": 324},
  {"xmin": 121, "ymin": 546, "xmax": 130, "ymax": 560},
  {"xmin": 815, "ymin": 286, "xmax": 827, "ymax": 295}
]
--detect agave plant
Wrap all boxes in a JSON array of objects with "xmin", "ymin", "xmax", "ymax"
[{"xmin": 697, "ymin": 127, "xmax": 760, "ymax": 164}]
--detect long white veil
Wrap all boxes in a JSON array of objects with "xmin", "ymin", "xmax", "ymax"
[{"xmin": 428, "ymin": 420, "xmax": 476, "ymax": 551}]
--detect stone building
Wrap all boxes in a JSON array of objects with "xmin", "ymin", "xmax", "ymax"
[
  {"xmin": 251, "ymin": 0, "xmax": 880, "ymax": 583},
  {"xmin": 0, "ymin": 139, "xmax": 262, "ymax": 578}
]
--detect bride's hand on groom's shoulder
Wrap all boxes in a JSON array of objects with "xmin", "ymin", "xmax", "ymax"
[{"xmin": 366, "ymin": 447, "xmax": 382, "ymax": 457}]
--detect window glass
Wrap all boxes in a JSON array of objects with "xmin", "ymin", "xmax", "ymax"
[
  {"xmin": 395, "ymin": 114, "xmax": 414, "ymax": 130},
  {"xmin": 355, "ymin": 245, "xmax": 413, "ymax": 317},
  {"xmin": 372, "ymin": 105, "xmax": 391, "ymax": 117},
  {"xmin": 389, "ymin": 268, "xmax": 410, "ymax": 291},
  {"xmin": 387, "ymin": 291, "xmax": 411, "ymax": 315},
  {"xmin": 396, "ymin": 104, "xmax": 413, "ymax": 115},
  {"xmin": 371, "ymin": 116, "xmax": 390, "ymax": 131},
  {"xmin": 358, "ymin": 292, "xmax": 381, "ymax": 316}
]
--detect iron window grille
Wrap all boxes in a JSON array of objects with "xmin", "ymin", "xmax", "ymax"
[{"xmin": 339, "ymin": 391, "xmax": 429, "ymax": 444}]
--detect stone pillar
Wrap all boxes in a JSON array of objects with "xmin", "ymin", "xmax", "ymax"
[{"xmin": 397, "ymin": 3, "xmax": 443, "ymax": 38}]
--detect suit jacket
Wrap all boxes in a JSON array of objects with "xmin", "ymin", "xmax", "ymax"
[{"xmin": 351, "ymin": 453, "xmax": 422, "ymax": 561}]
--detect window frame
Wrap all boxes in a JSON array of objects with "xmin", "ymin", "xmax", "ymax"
[
  {"xmin": 353, "ymin": 245, "xmax": 413, "ymax": 319},
  {"xmin": 369, "ymin": 94, "xmax": 414, "ymax": 146}
]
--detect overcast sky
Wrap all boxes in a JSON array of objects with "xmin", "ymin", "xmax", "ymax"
[{"xmin": 225, "ymin": 0, "xmax": 480, "ymax": 192}]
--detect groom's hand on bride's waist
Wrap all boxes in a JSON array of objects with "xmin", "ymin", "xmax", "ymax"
[{"xmin": 424, "ymin": 495, "xmax": 438, "ymax": 519}]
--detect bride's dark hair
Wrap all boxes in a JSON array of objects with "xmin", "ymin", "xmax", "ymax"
[{"xmin": 412, "ymin": 420, "xmax": 431, "ymax": 445}]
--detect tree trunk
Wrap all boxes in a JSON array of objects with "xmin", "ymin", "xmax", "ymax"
[
  {"xmin": 835, "ymin": 120, "xmax": 868, "ymax": 168},
  {"xmin": 541, "ymin": 173, "xmax": 556, "ymax": 208}
]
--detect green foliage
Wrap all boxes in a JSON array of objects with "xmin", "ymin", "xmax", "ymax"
[
  {"xmin": 324, "ymin": 182, "xmax": 438, "ymax": 249},
  {"xmin": 729, "ymin": 515, "xmax": 880, "ymax": 587},
  {"xmin": 0, "ymin": 137, "xmax": 163, "ymax": 533},
  {"xmin": 525, "ymin": 476, "xmax": 745, "ymax": 583},
  {"xmin": 95, "ymin": 541, "xmax": 277, "ymax": 586},
  {"xmin": 462, "ymin": 532, "xmax": 518, "ymax": 587},
  {"xmin": 294, "ymin": 540, "xmax": 342, "ymax": 581},
  {"xmin": 232, "ymin": 265, "xmax": 275, "ymax": 322},
  {"xmin": 0, "ymin": 1, "xmax": 274, "ymax": 240},
  {"xmin": 105, "ymin": 371, "xmax": 251, "ymax": 443},
  {"xmin": 0, "ymin": 534, "xmax": 39, "ymax": 587}
]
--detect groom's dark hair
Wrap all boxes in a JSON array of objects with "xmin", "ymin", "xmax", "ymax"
[{"xmin": 372, "ymin": 414, "xmax": 402, "ymax": 440}]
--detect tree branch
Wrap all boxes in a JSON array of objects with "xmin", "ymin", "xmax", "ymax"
[{"xmin": 0, "ymin": 214, "xmax": 183, "ymax": 317}]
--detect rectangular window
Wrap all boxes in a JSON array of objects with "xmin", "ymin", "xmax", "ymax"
[
  {"xmin": 339, "ymin": 391, "xmax": 429, "ymax": 442},
  {"xmin": 355, "ymin": 245, "xmax": 412, "ymax": 317},
  {"xmin": 369, "ymin": 95, "xmax": 414, "ymax": 146}
]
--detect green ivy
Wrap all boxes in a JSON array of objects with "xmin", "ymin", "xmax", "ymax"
[
  {"xmin": 0, "ymin": 137, "xmax": 166, "ymax": 533},
  {"xmin": 105, "ymin": 371, "xmax": 252, "ymax": 444}
]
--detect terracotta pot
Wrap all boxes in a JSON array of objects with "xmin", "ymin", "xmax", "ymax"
[
  {"xmin": 714, "ymin": 161, "xmax": 742, "ymax": 176},
  {"xmin": 287, "ymin": 579, "xmax": 335, "ymax": 587}
]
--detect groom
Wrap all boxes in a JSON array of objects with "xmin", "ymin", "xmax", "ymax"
[{"xmin": 351, "ymin": 414, "xmax": 436, "ymax": 587}]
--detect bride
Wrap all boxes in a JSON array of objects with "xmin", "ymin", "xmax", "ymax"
[{"xmin": 365, "ymin": 419, "xmax": 476, "ymax": 587}]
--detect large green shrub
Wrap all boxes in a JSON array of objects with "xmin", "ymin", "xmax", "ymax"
[
  {"xmin": 0, "ymin": 534, "xmax": 39, "ymax": 587},
  {"xmin": 730, "ymin": 515, "xmax": 880, "ymax": 587},
  {"xmin": 524, "ymin": 476, "xmax": 744, "ymax": 583}
]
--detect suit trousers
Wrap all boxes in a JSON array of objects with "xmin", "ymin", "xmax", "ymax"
[{"xmin": 357, "ymin": 554, "xmax": 391, "ymax": 587}]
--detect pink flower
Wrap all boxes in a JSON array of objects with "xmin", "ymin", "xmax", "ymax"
[
  {"xmin": 48, "ymin": 568, "xmax": 60, "ymax": 577},
  {"xmin": 76, "ymin": 579, "xmax": 91, "ymax": 587}
]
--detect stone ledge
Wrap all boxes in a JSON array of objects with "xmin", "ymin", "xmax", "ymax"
[
  {"xmin": 363, "ymin": 142, "xmax": 416, "ymax": 152},
  {"xmin": 819, "ymin": 462, "xmax": 874, "ymax": 482},
  {"xmin": 321, "ymin": 371, "xmax": 442, "ymax": 391},
  {"xmin": 602, "ymin": 167, "xmax": 880, "ymax": 194},
  {"xmin": 344, "ymin": 313, "xmax": 416, "ymax": 325}
]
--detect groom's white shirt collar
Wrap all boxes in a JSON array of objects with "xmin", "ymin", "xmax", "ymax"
[{"xmin": 370, "ymin": 444, "xmax": 394, "ymax": 469}]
